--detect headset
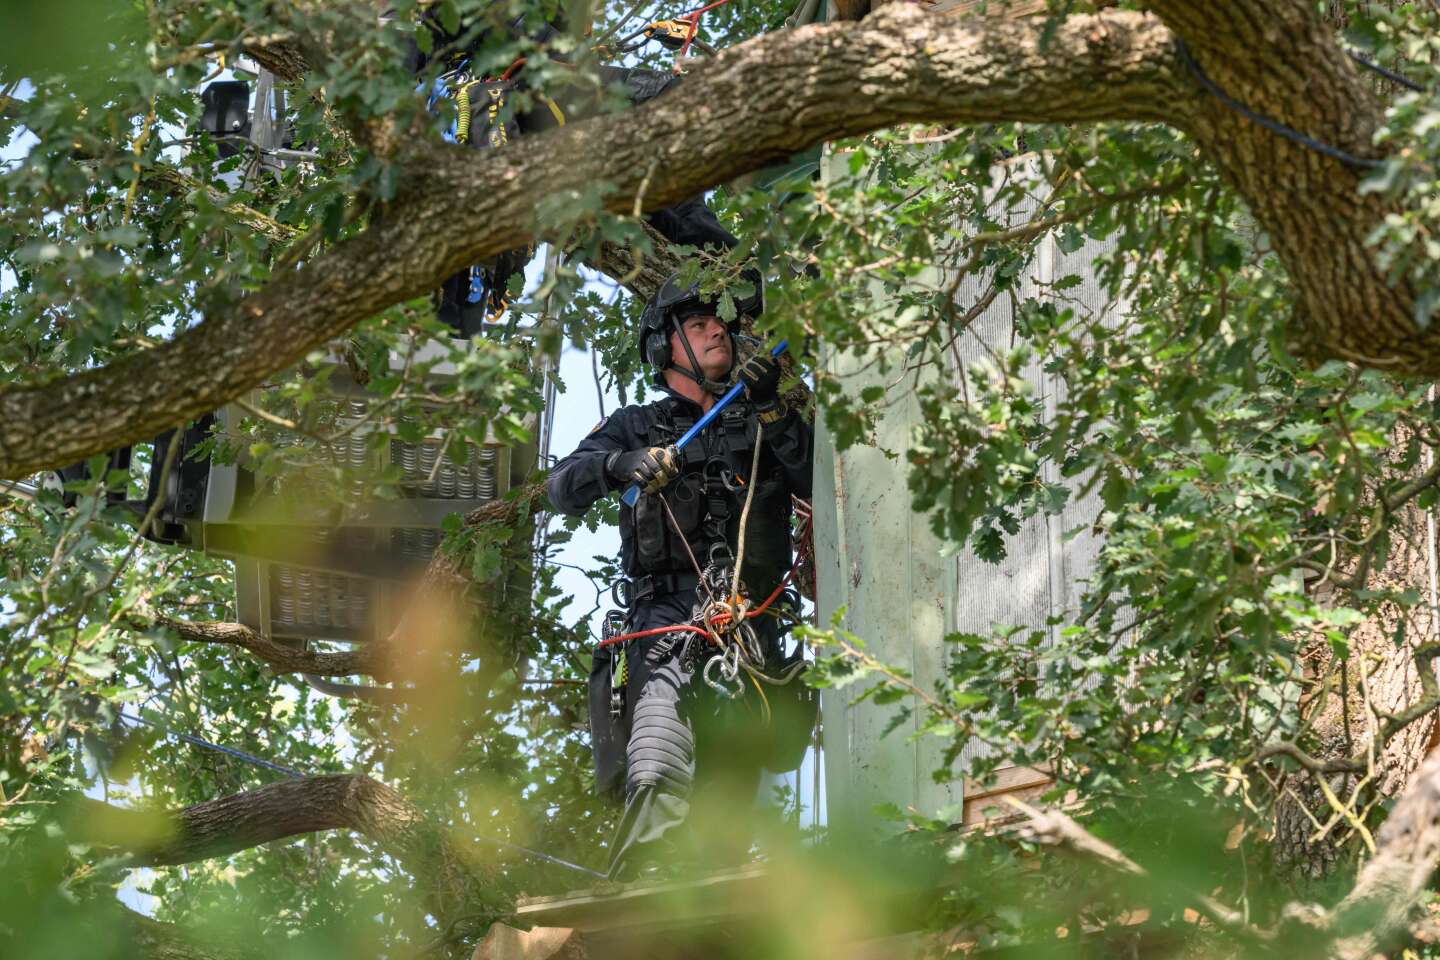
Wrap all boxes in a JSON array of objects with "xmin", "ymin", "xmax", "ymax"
[{"xmin": 637, "ymin": 271, "xmax": 764, "ymax": 382}]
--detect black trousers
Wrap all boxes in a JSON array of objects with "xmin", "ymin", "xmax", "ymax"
[{"xmin": 601, "ymin": 592, "xmax": 772, "ymax": 879}]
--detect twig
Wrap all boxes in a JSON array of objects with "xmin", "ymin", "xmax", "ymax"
[{"xmin": 1002, "ymin": 794, "xmax": 1268, "ymax": 944}]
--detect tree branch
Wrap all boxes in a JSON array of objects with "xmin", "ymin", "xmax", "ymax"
[
  {"xmin": 70, "ymin": 773, "xmax": 504, "ymax": 920},
  {"xmin": 133, "ymin": 607, "xmax": 397, "ymax": 680},
  {"xmin": 1323, "ymin": 742, "xmax": 1440, "ymax": 959},
  {"xmin": 0, "ymin": 7, "xmax": 1182, "ymax": 479}
]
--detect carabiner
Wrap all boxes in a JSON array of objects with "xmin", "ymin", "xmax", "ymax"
[{"xmin": 703, "ymin": 653, "xmax": 744, "ymax": 699}]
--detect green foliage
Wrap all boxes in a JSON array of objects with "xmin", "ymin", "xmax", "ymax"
[{"xmin": 8, "ymin": 0, "xmax": 1440, "ymax": 956}]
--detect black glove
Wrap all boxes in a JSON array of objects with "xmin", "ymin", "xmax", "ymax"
[
  {"xmin": 738, "ymin": 353, "xmax": 782, "ymax": 405},
  {"xmin": 605, "ymin": 445, "xmax": 680, "ymax": 495}
]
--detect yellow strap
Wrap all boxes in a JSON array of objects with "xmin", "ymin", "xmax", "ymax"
[
  {"xmin": 748, "ymin": 671, "xmax": 771, "ymax": 725},
  {"xmin": 542, "ymin": 96, "xmax": 566, "ymax": 127}
]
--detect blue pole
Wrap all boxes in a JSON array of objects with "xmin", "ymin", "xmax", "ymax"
[{"xmin": 621, "ymin": 340, "xmax": 789, "ymax": 507}]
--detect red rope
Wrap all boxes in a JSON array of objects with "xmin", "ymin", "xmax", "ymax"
[
  {"xmin": 594, "ymin": 501, "xmax": 812, "ymax": 651},
  {"xmin": 595, "ymin": 564, "xmax": 796, "ymax": 650},
  {"xmin": 498, "ymin": 56, "xmax": 527, "ymax": 80},
  {"xmin": 596, "ymin": 622, "xmax": 711, "ymax": 650},
  {"xmin": 675, "ymin": 0, "xmax": 738, "ymax": 62}
]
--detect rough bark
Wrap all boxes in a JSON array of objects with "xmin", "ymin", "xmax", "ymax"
[
  {"xmin": 139, "ymin": 609, "xmax": 398, "ymax": 679},
  {"xmin": 3, "ymin": 0, "xmax": 1425, "ymax": 490},
  {"xmin": 1274, "ymin": 435, "xmax": 1440, "ymax": 877},
  {"xmin": 71, "ymin": 773, "xmax": 503, "ymax": 920},
  {"xmin": 1148, "ymin": 0, "xmax": 1417, "ymax": 374},
  {"xmin": 0, "ymin": 7, "xmax": 1182, "ymax": 480}
]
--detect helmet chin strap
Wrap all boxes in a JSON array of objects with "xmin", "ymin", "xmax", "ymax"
[{"xmin": 669, "ymin": 317, "xmax": 731, "ymax": 395}]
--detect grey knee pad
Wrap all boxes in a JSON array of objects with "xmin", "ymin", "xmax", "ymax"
[{"xmin": 625, "ymin": 694, "xmax": 694, "ymax": 797}]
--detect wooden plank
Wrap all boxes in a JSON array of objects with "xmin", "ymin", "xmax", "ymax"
[
  {"xmin": 963, "ymin": 763, "xmax": 1052, "ymax": 802},
  {"xmin": 816, "ymin": 152, "xmax": 964, "ymax": 837},
  {"xmin": 515, "ymin": 864, "xmax": 770, "ymax": 933}
]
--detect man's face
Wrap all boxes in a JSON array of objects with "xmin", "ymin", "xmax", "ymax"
[{"xmin": 669, "ymin": 314, "xmax": 732, "ymax": 382}]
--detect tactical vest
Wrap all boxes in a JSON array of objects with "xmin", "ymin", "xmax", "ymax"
[{"xmin": 622, "ymin": 397, "xmax": 793, "ymax": 599}]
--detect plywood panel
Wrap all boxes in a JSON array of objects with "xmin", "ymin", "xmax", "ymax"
[
  {"xmin": 818, "ymin": 326, "xmax": 964, "ymax": 833},
  {"xmin": 818, "ymin": 153, "xmax": 1121, "ymax": 832}
]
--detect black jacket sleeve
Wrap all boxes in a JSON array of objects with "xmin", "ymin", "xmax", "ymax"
[
  {"xmin": 762, "ymin": 406, "xmax": 814, "ymax": 502},
  {"xmin": 546, "ymin": 410, "xmax": 641, "ymax": 517}
]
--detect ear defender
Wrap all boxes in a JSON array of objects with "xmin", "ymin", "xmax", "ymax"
[{"xmin": 644, "ymin": 330, "xmax": 671, "ymax": 370}]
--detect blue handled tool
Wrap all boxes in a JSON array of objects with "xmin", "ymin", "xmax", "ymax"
[{"xmin": 621, "ymin": 340, "xmax": 789, "ymax": 507}]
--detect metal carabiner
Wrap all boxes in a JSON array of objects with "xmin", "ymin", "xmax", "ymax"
[{"xmin": 703, "ymin": 653, "xmax": 744, "ymax": 699}]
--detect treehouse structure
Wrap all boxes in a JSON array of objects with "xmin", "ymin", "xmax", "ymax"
[
  {"xmin": 124, "ymin": 68, "xmax": 552, "ymax": 694},
  {"xmin": 171, "ymin": 339, "xmax": 542, "ymax": 652}
]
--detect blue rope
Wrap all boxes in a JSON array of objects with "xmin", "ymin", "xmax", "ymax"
[
  {"xmin": 1175, "ymin": 39, "xmax": 1386, "ymax": 171},
  {"xmin": 121, "ymin": 711, "xmax": 305, "ymax": 778},
  {"xmin": 1345, "ymin": 48, "xmax": 1427, "ymax": 94}
]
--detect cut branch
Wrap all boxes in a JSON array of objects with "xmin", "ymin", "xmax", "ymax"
[
  {"xmin": 134, "ymin": 607, "xmax": 397, "ymax": 680},
  {"xmin": 1002, "ymin": 795, "xmax": 1265, "ymax": 944}
]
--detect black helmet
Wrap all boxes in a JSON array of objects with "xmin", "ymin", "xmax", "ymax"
[{"xmin": 636, "ymin": 270, "xmax": 763, "ymax": 390}]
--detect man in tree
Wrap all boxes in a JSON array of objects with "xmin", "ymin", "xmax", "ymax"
[{"xmin": 547, "ymin": 274, "xmax": 814, "ymax": 880}]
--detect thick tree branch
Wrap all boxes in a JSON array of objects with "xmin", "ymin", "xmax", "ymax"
[
  {"xmin": 0, "ymin": 7, "xmax": 1181, "ymax": 480},
  {"xmin": 592, "ymin": 224, "xmax": 686, "ymax": 302},
  {"xmin": 71, "ymin": 773, "xmax": 504, "ymax": 920},
  {"xmin": 1147, "ymin": 0, "xmax": 1413, "ymax": 371}
]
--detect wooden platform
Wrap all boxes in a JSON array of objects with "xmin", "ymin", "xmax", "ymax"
[
  {"xmin": 478, "ymin": 863, "xmax": 933, "ymax": 960},
  {"xmin": 481, "ymin": 767, "xmax": 1055, "ymax": 959},
  {"xmin": 514, "ymin": 863, "xmax": 773, "ymax": 935}
]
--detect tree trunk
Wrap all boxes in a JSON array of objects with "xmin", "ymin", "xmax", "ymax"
[{"xmin": 1275, "ymin": 446, "xmax": 1440, "ymax": 877}]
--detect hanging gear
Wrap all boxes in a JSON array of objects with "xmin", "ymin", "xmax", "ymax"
[{"xmin": 640, "ymin": 19, "xmax": 717, "ymax": 55}]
